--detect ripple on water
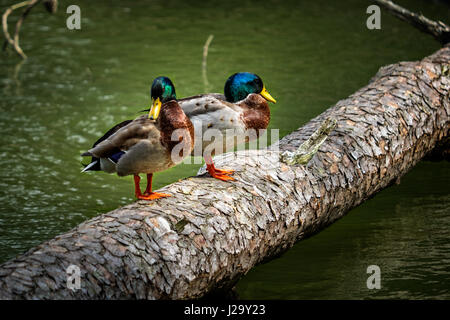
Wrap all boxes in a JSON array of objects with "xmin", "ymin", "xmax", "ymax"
[{"xmin": 0, "ymin": 0, "xmax": 449, "ymax": 299}]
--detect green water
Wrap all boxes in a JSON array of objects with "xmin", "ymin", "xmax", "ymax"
[{"xmin": 0, "ymin": 0, "xmax": 449, "ymax": 299}]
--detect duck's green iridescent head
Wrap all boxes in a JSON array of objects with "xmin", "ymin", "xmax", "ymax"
[
  {"xmin": 149, "ymin": 76, "xmax": 177, "ymax": 120},
  {"xmin": 224, "ymin": 72, "xmax": 276, "ymax": 104}
]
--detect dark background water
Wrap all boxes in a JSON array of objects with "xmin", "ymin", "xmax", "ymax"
[{"xmin": 0, "ymin": 0, "xmax": 449, "ymax": 299}]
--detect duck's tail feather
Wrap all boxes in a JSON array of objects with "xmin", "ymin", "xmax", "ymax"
[{"xmin": 81, "ymin": 160, "xmax": 99, "ymax": 173}]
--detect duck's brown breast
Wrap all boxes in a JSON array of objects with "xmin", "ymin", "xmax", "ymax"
[
  {"xmin": 239, "ymin": 93, "xmax": 271, "ymax": 134},
  {"xmin": 158, "ymin": 100, "xmax": 195, "ymax": 160}
]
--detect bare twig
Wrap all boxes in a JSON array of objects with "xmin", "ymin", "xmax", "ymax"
[
  {"xmin": 374, "ymin": 0, "xmax": 450, "ymax": 44},
  {"xmin": 13, "ymin": 0, "xmax": 41, "ymax": 59},
  {"xmin": 43, "ymin": 0, "xmax": 57, "ymax": 14},
  {"xmin": 2, "ymin": 0, "xmax": 57, "ymax": 59},
  {"xmin": 2, "ymin": 0, "xmax": 34, "ymax": 56}
]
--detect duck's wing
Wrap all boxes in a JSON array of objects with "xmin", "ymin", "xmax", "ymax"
[
  {"xmin": 92, "ymin": 120, "xmax": 133, "ymax": 147},
  {"xmin": 178, "ymin": 94, "xmax": 249, "ymax": 157},
  {"xmin": 179, "ymin": 94, "xmax": 230, "ymax": 117},
  {"xmin": 81, "ymin": 119, "xmax": 133, "ymax": 172},
  {"xmin": 179, "ymin": 94, "xmax": 244, "ymax": 132},
  {"xmin": 82, "ymin": 115, "xmax": 160, "ymax": 159}
]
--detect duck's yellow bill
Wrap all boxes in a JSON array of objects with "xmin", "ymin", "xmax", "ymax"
[
  {"xmin": 149, "ymin": 97, "xmax": 162, "ymax": 120},
  {"xmin": 260, "ymin": 86, "xmax": 276, "ymax": 103}
]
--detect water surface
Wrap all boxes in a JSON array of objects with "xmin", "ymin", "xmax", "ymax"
[{"xmin": 0, "ymin": 0, "xmax": 449, "ymax": 299}]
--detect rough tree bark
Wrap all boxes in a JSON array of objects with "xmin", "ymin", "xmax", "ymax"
[{"xmin": 0, "ymin": 3, "xmax": 449, "ymax": 300}]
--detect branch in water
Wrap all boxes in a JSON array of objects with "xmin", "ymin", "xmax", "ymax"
[
  {"xmin": 374, "ymin": 0, "xmax": 450, "ymax": 44},
  {"xmin": 202, "ymin": 34, "xmax": 214, "ymax": 91},
  {"xmin": 13, "ymin": 0, "xmax": 41, "ymax": 59},
  {"xmin": 2, "ymin": 0, "xmax": 35, "ymax": 56},
  {"xmin": 2, "ymin": 0, "xmax": 57, "ymax": 59}
]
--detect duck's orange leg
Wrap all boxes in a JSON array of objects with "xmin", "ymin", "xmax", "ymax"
[
  {"xmin": 143, "ymin": 174, "xmax": 171, "ymax": 198},
  {"xmin": 204, "ymin": 155, "xmax": 235, "ymax": 181},
  {"xmin": 134, "ymin": 174, "xmax": 171, "ymax": 201}
]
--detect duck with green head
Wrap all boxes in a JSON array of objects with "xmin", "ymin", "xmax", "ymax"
[
  {"xmin": 178, "ymin": 72, "xmax": 276, "ymax": 181},
  {"xmin": 81, "ymin": 76, "xmax": 194, "ymax": 200}
]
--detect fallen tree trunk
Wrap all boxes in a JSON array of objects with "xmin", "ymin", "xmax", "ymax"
[
  {"xmin": 0, "ymin": 42, "xmax": 448, "ymax": 299},
  {"xmin": 1, "ymin": 0, "xmax": 450, "ymax": 298}
]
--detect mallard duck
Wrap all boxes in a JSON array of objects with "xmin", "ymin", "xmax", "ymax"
[
  {"xmin": 178, "ymin": 72, "xmax": 276, "ymax": 181},
  {"xmin": 81, "ymin": 77, "xmax": 194, "ymax": 200}
]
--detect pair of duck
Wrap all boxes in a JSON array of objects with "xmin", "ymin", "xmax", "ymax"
[{"xmin": 81, "ymin": 72, "xmax": 276, "ymax": 200}]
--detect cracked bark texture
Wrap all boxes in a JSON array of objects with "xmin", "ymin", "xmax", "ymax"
[{"xmin": 0, "ymin": 45, "xmax": 449, "ymax": 299}]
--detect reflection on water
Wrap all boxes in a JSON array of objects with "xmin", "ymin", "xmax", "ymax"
[{"xmin": 0, "ymin": 0, "xmax": 449, "ymax": 299}]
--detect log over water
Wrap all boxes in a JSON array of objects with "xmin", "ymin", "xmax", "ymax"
[{"xmin": 0, "ymin": 42, "xmax": 448, "ymax": 299}]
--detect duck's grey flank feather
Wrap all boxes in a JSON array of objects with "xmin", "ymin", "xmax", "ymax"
[{"xmin": 179, "ymin": 94, "xmax": 248, "ymax": 156}]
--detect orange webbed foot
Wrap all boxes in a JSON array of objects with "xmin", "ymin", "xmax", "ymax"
[
  {"xmin": 210, "ymin": 172, "xmax": 235, "ymax": 181},
  {"xmin": 204, "ymin": 157, "xmax": 235, "ymax": 182},
  {"xmin": 137, "ymin": 192, "xmax": 171, "ymax": 201},
  {"xmin": 213, "ymin": 168, "xmax": 235, "ymax": 175},
  {"xmin": 207, "ymin": 167, "xmax": 235, "ymax": 181},
  {"xmin": 134, "ymin": 173, "xmax": 171, "ymax": 201}
]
